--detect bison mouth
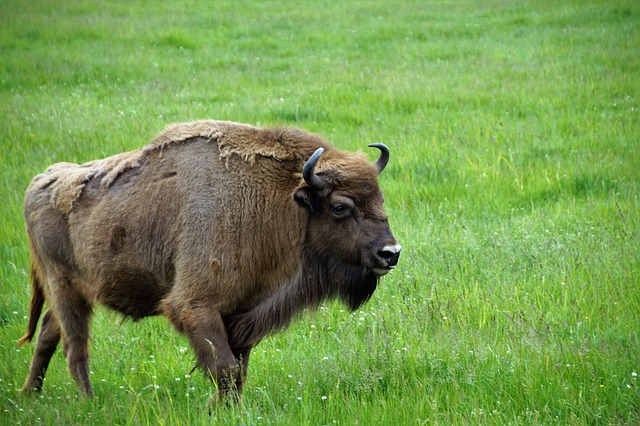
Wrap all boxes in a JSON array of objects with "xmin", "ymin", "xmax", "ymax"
[{"xmin": 371, "ymin": 265, "xmax": 396, "ymax": 276}]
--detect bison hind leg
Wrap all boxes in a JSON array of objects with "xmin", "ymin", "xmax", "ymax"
[
  {"xmin": 45, "ymin": 273, "xmax": 95, "ymax": 397},
  {"xmin": 22, "ymin": 309, "xmax": 61, "ymax": 393},
  {"xmin": 60, "ymin": 304, "xmax": 94, "ymax": 397}
]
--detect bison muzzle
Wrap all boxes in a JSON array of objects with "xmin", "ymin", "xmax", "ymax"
[{"xmin": 18, "ymin": 120, "xmax": 401, "ymax": 401}]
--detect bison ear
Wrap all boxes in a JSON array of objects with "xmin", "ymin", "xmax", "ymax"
[{"xmin": 294, "ymin": 187, "xmax": 320, "ymax": 212}]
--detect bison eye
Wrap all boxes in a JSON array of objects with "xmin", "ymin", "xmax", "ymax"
[{"xmin": 331, "ymin": 203, "xmax": 350, "ymax": 217}]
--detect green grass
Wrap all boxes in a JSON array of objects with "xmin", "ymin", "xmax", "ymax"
[{"xmin": 1, "ymin": 0, "xmax": 639, "ymax": 424}]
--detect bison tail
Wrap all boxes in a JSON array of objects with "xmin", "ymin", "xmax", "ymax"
[{"xmin": 17, "ymin": 266, "xmax": 45, "ymax": 346}]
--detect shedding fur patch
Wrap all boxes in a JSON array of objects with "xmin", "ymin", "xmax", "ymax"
[
  {"xmin": 89, "ymin": 151, "xmax": 144, "ymax": 187},
  {"xmin": 145, "ymin": 120, "xmax": 298, "ymax": 165},
  {"xmin": 39, "ymin": 120, "xmax": 302, "ymax": 213},
  {"xmin": 31, "ymin": 162, "xmax": 97, "ymax": 214},
  {"xmin": 143, "ymin": 120, "xmax": 225, "ymax": 154},
  {"xmin": 215, "ymin": 122, "xmax": 298, "ymax": 164}
]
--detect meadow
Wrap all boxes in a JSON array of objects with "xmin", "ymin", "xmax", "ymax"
[{"xmin": 1, "ymin": 1, "xmax": 639, "ymax": 424}]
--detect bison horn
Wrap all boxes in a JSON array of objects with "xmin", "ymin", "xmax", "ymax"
[
  {"xmin": 368, "ymin": 143, "xmax": 389, "ymax": 174},
  {"xmin": 302, "ymin": 148, "xmax": 327, "ymax": 190}
]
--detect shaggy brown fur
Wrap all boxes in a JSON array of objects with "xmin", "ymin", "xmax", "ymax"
[{"xmin": 19, "ymin": 120, "xmax": 400, "ymax": 401}]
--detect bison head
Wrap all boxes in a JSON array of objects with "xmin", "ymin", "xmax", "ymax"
[{"xmin": 293, "ymin": 144, "xmax": 401, "ymax": 309}]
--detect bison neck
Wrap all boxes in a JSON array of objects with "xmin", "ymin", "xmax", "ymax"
[{"xmin": 226, "ymin": 248, "xmax": 378, "ymax": 348}]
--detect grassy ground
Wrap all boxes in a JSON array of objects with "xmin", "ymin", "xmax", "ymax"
[{"xmin": 1, "ymin": 0, "xmax": 639, "ymax": 424}]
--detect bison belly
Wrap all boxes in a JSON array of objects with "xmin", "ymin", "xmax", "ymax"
[{"xmin": 96, "ymin": 268, "xmax": 166, "ymax": 319}]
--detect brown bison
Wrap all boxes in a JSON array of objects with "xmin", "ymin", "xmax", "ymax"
[{"xmin": 18, "ymin": 120, "xmax": 401, "ymax": 400}]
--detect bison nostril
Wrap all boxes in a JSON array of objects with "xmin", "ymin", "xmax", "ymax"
[
  {"xmin": 377, "ymin": 244, "xmax": 401, "ymax": 267},
  {"xmin": 378, "ymin": 250, "xmax": 394, "ymax": 263}
]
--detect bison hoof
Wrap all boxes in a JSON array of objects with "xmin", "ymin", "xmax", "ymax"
[
  {"xmin": 20, "ymin": 386, "xmax": 42, "ymax": 396},
  {"xmin": 208, "ymin": 389, "xmax": 242, "ymax": 412}
]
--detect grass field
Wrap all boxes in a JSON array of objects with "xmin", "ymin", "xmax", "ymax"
[{"xmin": 1, "ymin": 0, "xmax": 639, "ymax": 424}]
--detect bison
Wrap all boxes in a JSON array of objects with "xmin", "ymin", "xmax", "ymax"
[{"xmin": 18, "ymin": 120, "xmax": 401, "ymax": 401}]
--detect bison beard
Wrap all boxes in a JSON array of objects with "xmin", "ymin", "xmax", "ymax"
[{"xmin": 226, "ymin": 247, "xmax": 378, "ymax": 349}]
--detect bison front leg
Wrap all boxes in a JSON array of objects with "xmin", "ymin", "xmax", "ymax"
[
  {"xmin": 231, "ymin": 346, "xmax": 252, "ymax": 394},
  {"xmin": 170, "ymin": 306, "xmax": 241, "ymax": 401}
]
